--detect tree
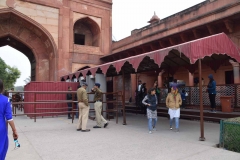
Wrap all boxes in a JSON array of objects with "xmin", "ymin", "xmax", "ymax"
[
  {"xmin": 0, "ymin": 58, "xmax": 7, "ymax": 79},
  {"xmin": 0, "ymin": 57, "xmax": 21, "ymax": 89}
]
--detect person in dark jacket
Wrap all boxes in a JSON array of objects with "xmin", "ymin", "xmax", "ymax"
[
  {"xmin": 75, "ymin": 85, "xmax": 81, "ymax": 118},
  {"xmin": 66, "ymin": 86, "xmax": 72, "ymax": 119},
  {"xmin": 180, "ymin": 90, "xmax": 186, "ymax": 109},
  {"xmin": 142, "ymin": 88, "xmax": 158, "ymax": 134},
  {"xmin": 136, "ymin": 80, "xmax": 142, "ymax": 108},
  {"xmin": 153, "ymin": 81, "xmax": 160, "ymax": 102},
  {"xmin": 207, "ymin": 74, "xmax": 217, "ymax": 113},
  {"xmin": 140, "ymin": 83, "xmax": 147, "ymax": 114}
]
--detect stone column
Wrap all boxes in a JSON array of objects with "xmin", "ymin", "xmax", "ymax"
[
  {"xmin": 79, "ymin": 77, "xmax": 85, "ymax": 85},
  {"xmin": 158, "ymin": 70, "xmax": 165, "ymax": 87},
  {"xmin": 189, "ymin": 72, "xmax": 194, "ymax": 86},
  {"xmin": 229, "ymin": 60, "xmax": 240, "ymax": 84},
  {"xmin": 86, "ymin": 75, "xmax": 95, "ymax": 117},
  {"xmin": 131, "ymin": 74, "xmax": 137, "ymax": 102},
  {"xmin": 95, "ymin": 74, "xmax": 107, "ymax": 117}
]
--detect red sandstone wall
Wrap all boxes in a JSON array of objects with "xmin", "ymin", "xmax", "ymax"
[{"xmin": 0, "ymin": 0, "xmax": 112, "ymax": 81}]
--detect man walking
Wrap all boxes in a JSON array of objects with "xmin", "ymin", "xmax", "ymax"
[
  {"xmin": 76, "ymin": 82, "xmax": 90, "ymax": 132},
  {"xmin": 66, "ymin": 86, "xmax": 72, "ymax": 119},
  {"xmin": 91, "ymin": 83, "xmax": 108, "ymax": 128}
]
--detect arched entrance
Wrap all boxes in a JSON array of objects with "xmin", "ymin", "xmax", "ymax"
[
  {"xmin": 0, "ymin": 36, "xmax": 35, "ymax": 80},
  {"xmin": 0, "ymin": 9, "xmax": 58, "ymax": 81}
]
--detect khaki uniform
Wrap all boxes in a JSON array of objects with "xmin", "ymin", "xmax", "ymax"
[
  {"xmin": 76, "ymin": 87, "xmax": 89, "ymax": 130},
  {"xmin": 92, "ymin": 88, "xmax": 107, "ymax": 127}
]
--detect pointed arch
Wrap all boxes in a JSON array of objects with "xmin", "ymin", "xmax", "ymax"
[
  {"xmin": 0, "ymin": 8, "xmax": 58, "ymax": 81},
  {"xmin": 73, "ymin": 17, "xmax": 100, "ymax": 47}
]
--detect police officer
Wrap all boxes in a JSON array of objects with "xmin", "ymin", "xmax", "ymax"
[
  {"xmin": 91, "ymin": 83, "xmax": 109, "ymax": 128},
  {"xmin": 76, "ymin": 82, "xmax": 90, "ymax": 132}
]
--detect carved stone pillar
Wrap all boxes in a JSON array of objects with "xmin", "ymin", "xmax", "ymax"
[
  {"xmin": 189, "ymin": 72, "xmax": 194, "ymax": 86},
  {"xmin": 158, "ymin": 70, "xmax": 165, "ymax": 87},
  {"xmin": 229, "ymin": 60, "xmax": 240, "ymax": 84}
]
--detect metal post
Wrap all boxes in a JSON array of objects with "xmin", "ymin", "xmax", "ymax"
[
  {"xmin": 122, "ymin": 71, "xmax": 127, "ymax": 125},
  {"xmin": 135, "ymin": 73, "xmax": 138, "ymax": 114},
  {"xmin": 34, "ymin": 93, "xmax": 36, "ymax": 122},
  {"xmin": 234, "ymin": 85, "xmax": 237, "ymax": 108},
  {"xmin": 189, "ymin": 87, "xmax": 192, "ymax": 107},
  {"xmin": 116, "ymin": 92, "xmax": 118, "ymax": 124},
  {"xmin": 71, "ymin": 93, "xmax": 74, "ymax": 123},
  {"xmin": 198, "ymin": 59, "xmax": 205, "ymax": 141}
]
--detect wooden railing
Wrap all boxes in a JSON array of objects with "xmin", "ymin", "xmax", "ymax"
[{"xmin": 10, "ymin": 91, "xmax": 126, "ymax": 124}]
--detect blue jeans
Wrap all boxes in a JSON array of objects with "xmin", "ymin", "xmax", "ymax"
[
  {"xmin": 148, "ymin": 118, "xmax": 157, "ymax": 131},
  {"xmin": 170, "ymin": 117, "xmax": 179, "ymax": 129}
]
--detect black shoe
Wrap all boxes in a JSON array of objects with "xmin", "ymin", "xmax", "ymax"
[
  {"xmin": 104, "ymin": 122, "xmax": 109, "ymax": 128},
  {"xmin": 68, "ymin": 117, "xmax": 72, "ymax": 119},
  {"xmin": 76, "ymin": 128, "xmax": 81, "ymax": 131},
  {"xmin": 93, "ymin": 126, "xmax": 101, "ymax": 128},
  {"xmin": 81, "ymin": 129, "xmax": 90, "ymax": 132}
]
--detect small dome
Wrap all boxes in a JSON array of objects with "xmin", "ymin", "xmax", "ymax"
[{"xmin": 148, "ymin": 12, "xmax": 160, "ymax": 24}]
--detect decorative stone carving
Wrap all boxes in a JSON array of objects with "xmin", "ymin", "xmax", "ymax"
[{"xmin": 6, "ymin": 0, "xmax": 16, "ymax": 8}]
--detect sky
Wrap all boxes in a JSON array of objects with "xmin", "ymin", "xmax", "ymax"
[{"xmin": 0, "ymin": 0, "xmax": 205, "ymax": 86}]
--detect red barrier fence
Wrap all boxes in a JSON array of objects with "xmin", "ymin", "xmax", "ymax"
[
  {"xmin": 11, "ymin": 90, "xmax": 126, "ymax": 124},
  {"xmin": 24, "ymin": 82, "xmax": 79, "ymax": 117}
]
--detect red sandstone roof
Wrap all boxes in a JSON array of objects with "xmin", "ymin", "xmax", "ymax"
[{"xmin": 61, "ymin": 33, "xmax": 240, "ymax": 80}]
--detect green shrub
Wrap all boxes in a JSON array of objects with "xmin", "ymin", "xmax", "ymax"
[{"xmin": 223, "ymin": 117, "xmax": 240, "ymax": 153}]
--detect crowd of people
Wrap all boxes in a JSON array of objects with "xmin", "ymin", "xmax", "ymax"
[{"xmin": 136, "ymin": 74, "xmax": 217, "ymax": 134}]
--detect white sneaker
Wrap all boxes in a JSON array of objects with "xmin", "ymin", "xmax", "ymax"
[
  {"xmin": 170, "ymin": 126, "xmax": 173, "ymax": 130},
  {"xmin": 152, "ymin": 128, "xmax": 156, "ymax": 131},
  {"xmin": 149, "ymin": 131, "xmax": 152, "ymax": 134}
]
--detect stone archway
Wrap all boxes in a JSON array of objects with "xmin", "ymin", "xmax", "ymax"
[{"xmin": 0, "ymin": 8, "xmax": 58, "ymax": 81}]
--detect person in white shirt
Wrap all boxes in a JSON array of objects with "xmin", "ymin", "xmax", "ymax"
[
  {"xmin": 8, "ymin": 88, "xmax": 14, "ymax": 103},
  {"xmin": 138, "ymin": 80, "xmax": 142, "ymax": 92},
  {"xmin": 136, "ymin": 80, "xmax": 142, "ymax": 108}
]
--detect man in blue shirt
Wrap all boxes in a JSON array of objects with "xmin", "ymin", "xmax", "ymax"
[{"xmin": 207, "ymin": 74, "xmax": 217, "ymax": 113}]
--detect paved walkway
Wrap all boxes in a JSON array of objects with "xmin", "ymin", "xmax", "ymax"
[{"xmin": 6, "ymin": 112, "xmax": 240, "ymax": 160}]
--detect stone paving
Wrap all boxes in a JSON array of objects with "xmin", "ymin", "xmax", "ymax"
[{"xmin": 6, "ymin": 112, "xmax": 240, "ymax": 160}]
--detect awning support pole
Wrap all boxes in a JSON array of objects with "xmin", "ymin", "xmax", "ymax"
[
  {"xmin": 135, "ymin": 73, "xmax": 138, "ymax": 114},
  {"xmin": 122, "ymin": 71, "xmax": 127, "ymax": 125},
  {"xmin": 199, "ymin": 59, "xmax": 205, "ymax": 141}
]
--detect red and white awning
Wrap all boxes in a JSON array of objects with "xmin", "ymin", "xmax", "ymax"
[{"xmin": 61, "ymin": 33, "xmax": 240, "ymax": 80}]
